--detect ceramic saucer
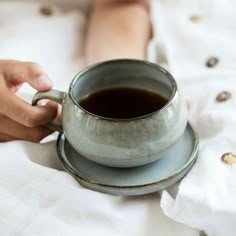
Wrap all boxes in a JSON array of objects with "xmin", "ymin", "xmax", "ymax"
[{"xmin": 56, "ymin": 123, "xmax": 199, "ymax": 196}]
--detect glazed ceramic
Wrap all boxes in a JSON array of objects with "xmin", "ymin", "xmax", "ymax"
[
  {"xmin": 56, "ymin": 123, "xmax": 199, "ymax": 196},
  {"xmin": 32, "ymin": 59, "xmax": 188, "ymax": 167}
]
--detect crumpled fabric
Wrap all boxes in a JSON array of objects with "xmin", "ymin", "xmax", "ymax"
[
  {"xmin": 151, "ymin": 0, "xmax": 236, "ymax": 235},
  {"xmin": 0, "ymin": 1, "xmax": 199, "ymax": 236}
]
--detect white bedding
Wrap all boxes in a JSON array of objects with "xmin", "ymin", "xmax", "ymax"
[{"xmin": 0, "ymin": 0, "xmax": 235, "ymax": 235}]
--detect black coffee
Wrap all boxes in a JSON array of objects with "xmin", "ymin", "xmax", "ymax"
[{"xmin": 79, "ymin": 87, "xmax": 168, "ymax": 119}]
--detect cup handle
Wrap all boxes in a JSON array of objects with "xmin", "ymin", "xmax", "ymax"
[{"xmin": 32, "ymin": 89, "xmax": 66, "ymax": 132}]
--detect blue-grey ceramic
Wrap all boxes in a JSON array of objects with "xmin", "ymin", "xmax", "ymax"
[
  {"xmin": 56, "ymin": 123, "xmax": 198, "ymax": 196},
  {"xmin": 33, "ymin": 59, "xmax": 188, "ymax": 167}
]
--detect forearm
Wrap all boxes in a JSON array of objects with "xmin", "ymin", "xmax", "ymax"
[{"xmin": 85, "ymin": 0, "xmax": 151, "ymax": 65}]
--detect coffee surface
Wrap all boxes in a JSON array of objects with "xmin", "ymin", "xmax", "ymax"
[{"xmin": 79, "ymin": 87, "xmax": 168, "ymax": 119}]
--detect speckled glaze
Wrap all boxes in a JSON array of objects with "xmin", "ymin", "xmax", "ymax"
[
  {"xmin": 56, "ymin": 123, "xmax": 199, "ymax": 196},
  {"xmin": 33, "ymin": 59, "xmax": 188, "ymax": 167}
]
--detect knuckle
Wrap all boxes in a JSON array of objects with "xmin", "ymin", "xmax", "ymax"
[
  {"xmin": 26, "ymin": 62, "xmax": 42, "ymax": 70},
  {"xmin": 26, "ymin": 62, "xmax": 44, "ymax": 77},
  {"xmin": 23, "ymin": 110, "xmax": 39, "ymax": 127},
  {"xmin": 26, "ymin": 61, "xmax": 40, "ymax": 69},
  {"xmin": 4, "ymin": 61, "xmax": 26, "ymax": 81}
]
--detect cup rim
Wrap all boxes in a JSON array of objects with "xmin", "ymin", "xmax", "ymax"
[{"xmin": 69, "ymin": 59, "xmax": 177, "ymax": 121}]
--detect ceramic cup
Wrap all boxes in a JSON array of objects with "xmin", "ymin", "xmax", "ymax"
[{"xmin": 32, "ymin": 59, "xmax": 188, "ymax": 167}]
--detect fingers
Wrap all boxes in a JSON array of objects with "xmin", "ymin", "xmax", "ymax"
[
  {"xmin": 0, "ymin": 93, "xmax": 58, "ymax": 127},
  {"xmin": 0, "ymin": 60, "xmax": 53, "ymax": 91},
  {"xmin": 0, "ymin": 60, "xmax": 58, "ymax": 142},
  {"xmin": 0, "ymin": 61, "xmax": 57, "ymax": 129},
  {"xmin": 0, "ymin": 114, "xmax": 54, "ymax": 142},
  {"xmin": 0, "ymin": 133, "xmax": 19, "ymax": 142}
]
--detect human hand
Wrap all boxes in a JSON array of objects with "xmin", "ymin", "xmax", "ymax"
[{"xmin": 0, "ymin": 60, "xmax": 57, "ymax": 142}]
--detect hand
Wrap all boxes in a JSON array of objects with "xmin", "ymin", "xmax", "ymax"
[{"xmin": 0, "ymin": 60, "xmax": 58, "ymax": 142}]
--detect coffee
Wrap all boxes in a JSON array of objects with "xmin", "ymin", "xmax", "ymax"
[{"xmin": 79, "ymin": 87, "xmax": 168, "ymax": 119}]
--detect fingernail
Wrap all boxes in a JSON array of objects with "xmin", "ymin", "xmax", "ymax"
[
  {"xmin": 37, "ymin": 75, "xmax": 53, "ymax": 87},
  {"xmin": 38, "ymin": 99, "xmax": 48, "ymax": 106}
]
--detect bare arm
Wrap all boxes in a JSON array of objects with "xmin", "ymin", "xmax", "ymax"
[{"xmin": 85, "ymin": 0, "xmax": 151, "ymax": 65}]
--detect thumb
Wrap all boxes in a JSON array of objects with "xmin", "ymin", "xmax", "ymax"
[
  {"xmin": 22, "ymin": 62, "xmax": 53, "ymax": 91},
  {"xmin": 3, "ymin": 60, "xmax": 53, "ymax": 91},
  {"xmin": 30, "ymin": 74, "xmax": 53, "ymax": 91}
]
